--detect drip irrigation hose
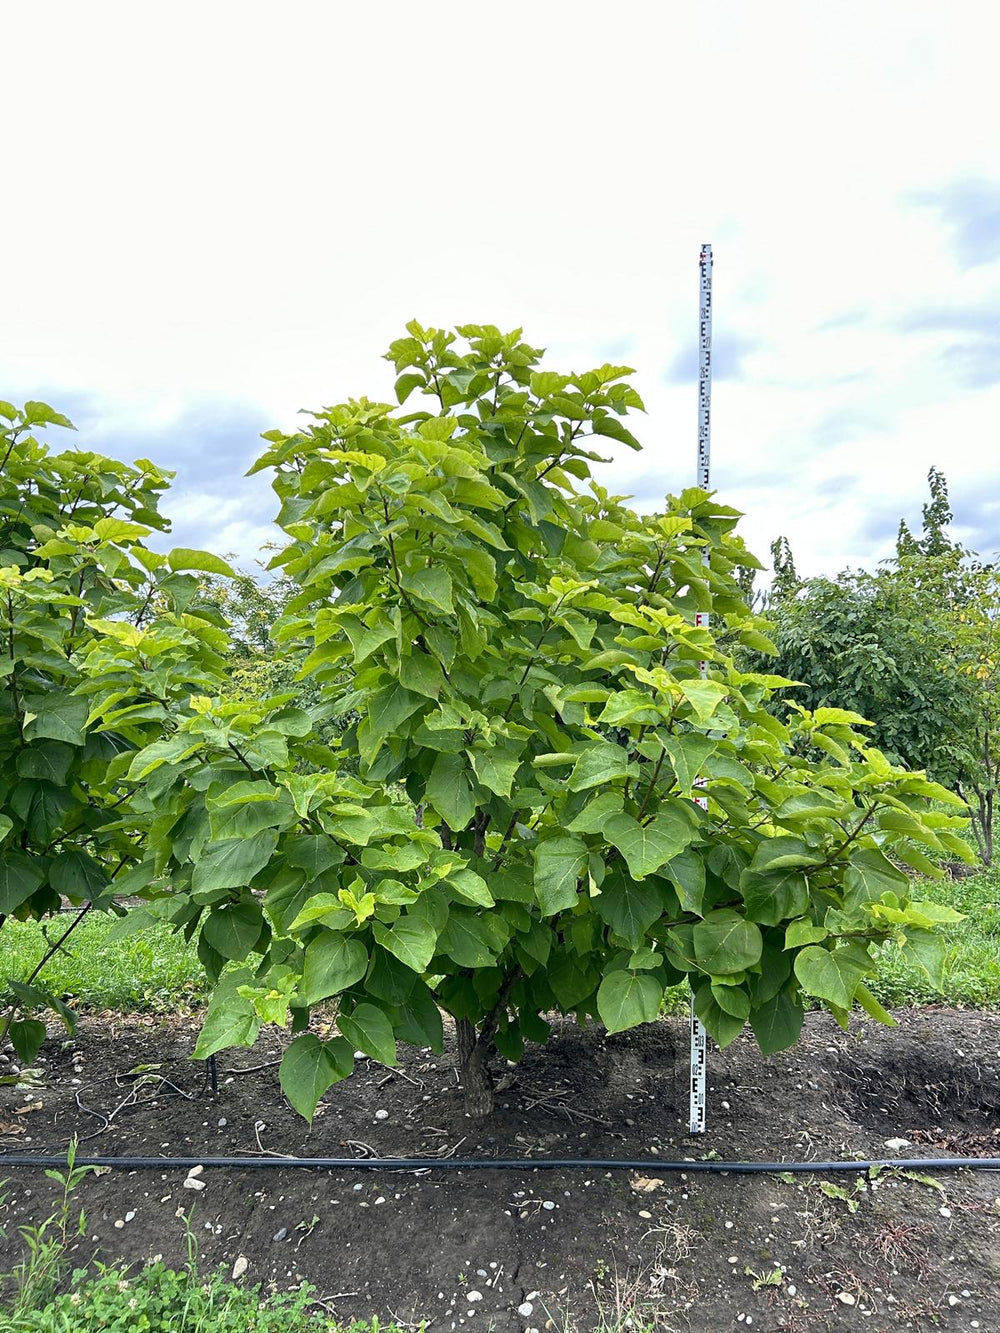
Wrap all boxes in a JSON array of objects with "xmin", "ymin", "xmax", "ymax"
[{"xmin": 0, "ymin": 1154, "xmax": 998, "ymax": 1174}]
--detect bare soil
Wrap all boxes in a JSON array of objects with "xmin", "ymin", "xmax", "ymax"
[{"xmin": 2, "ymin": 1007, "xmax": 1000, "ymax": 1331}]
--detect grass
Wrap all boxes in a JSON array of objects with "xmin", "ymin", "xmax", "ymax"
[
  {"xmin": 0, "ymin": 1145, "xmax": 413, "ymax": 1330},
  {"xmin": 2, "ymin": 863, "xmax": 999, "ymax": 1025},
  {"xmin": 0, "ymin": 912, "xmax": 207, "ymax": 1015}
]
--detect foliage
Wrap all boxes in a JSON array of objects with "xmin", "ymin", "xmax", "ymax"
[
  {"xmin": 98, "ymin": 323, "xmax": 972, "ymax": 1120},
  {"xmin": 0, "ymin": 401, "xmax": 232, "ymax": 1064},
  {"xmin": 0, "ymin": 1151, "xmax": 381, "ymax": 1332},
  {"xmin": 750, "ymin": 566, "xmax": 979, "ymax": 788},
  {"xmin": 762, "ymin": 469, "xmax": 999, "ymax": 861},
  {"xmin": 3, "ymin": 1263, "xmax": 355, "ymax": 1333}
]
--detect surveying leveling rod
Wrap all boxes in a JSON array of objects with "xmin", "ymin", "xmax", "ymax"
[{"xmin": 689, "ymin": 243, "xmax": 713, "ymax": 1134}]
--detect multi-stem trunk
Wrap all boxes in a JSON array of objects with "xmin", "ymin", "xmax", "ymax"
[
  {"xmin": 453, "ymin": 967, "xmax": 520, "ymax": 1117},
  {"xmin": 455, "ymin": 1017, "xmax": 495, "ymax": 1117}
]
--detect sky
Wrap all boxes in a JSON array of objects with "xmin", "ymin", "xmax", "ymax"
[{"xmin": 3, "ymin": 1, "xmax": 999, "ymax": 581}]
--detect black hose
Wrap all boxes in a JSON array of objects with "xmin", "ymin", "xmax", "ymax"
[{"xmin": 0, "ymin": 1154, "xmax": 997, "ymax": 1173}]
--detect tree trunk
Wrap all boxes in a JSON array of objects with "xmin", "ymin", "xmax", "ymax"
[{"xmin": 456, "ymin": 1017, "xmax": 495, "ymax": 1117}]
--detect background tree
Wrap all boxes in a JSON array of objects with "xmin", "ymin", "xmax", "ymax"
[
  {"xmin": 0, "ymin": 400, "xmax": 232, "ymax": 1063},
  {"xmin": 761, "ymin": 469, "xmax": 997, "ymax": 861},
  {"xmin": 107, "ymin": 325, "xmax": 970, "ymax": 1122}
]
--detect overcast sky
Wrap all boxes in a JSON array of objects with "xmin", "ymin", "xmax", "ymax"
[{"xmin": 4, "ymin": 2, "xmax": 998, "ymax": 581}]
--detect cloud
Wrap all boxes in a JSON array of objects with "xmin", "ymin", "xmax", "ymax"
[
  {"xmin": 909, "ymin": 179, "xmax": 1000, "ymax": 269},
  {"xmin": 9, "ymin": 390, "xmax": 281, "ymax": 567},
  {"xmin": 893, "ymin": 302, "xmax": 1000, "ymax": 388},
  {"xmin": 661, "ymin": 330, "xmax": 764, "ymax": 386},
  {"xmin": 811, "ymin": 410, "xmax": 889, "ymax": 449},
  {"xmin": 814, "ymin": 307, "xmax": 870, "ymax": 332}
]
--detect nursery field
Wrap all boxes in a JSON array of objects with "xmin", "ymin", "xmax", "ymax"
[
  {"xmin": 2, "ymin": 872, "xmax": 1000, "ymax": 1332},
  {"xmin": 2, "ymin": 1006, "xmax": 1000, "ymax": 1332}
]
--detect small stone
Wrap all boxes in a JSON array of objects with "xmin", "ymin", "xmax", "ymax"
[
  {"xmin": 787, "ymin": 1285, "xmax": 797, "ymax": 1296},
  {"xmin": 272, "ymin": 1228, "xmax": 288, "ymax": 1242},
  {"xmin": 124, "ymin": 1210, "xmax": 136, "ymax": 1222},
  {"xmin": 725, "ymin": 1220, "xmax": 734, "ymax": 1229},
  {"xmin": 947, "ymin": 1295, "xmax": 960, "ymax": 1307},
  {"xmin": 232, "ymin": 1256, "xmax": 248, "ymax": 1280},
  {"xmin": 542, "ymin": 1201, "xmax": 555, "ymax": 1211},
  {"xmin": 518, "ymin": 1302, "xmax": 534, "ymax": 1317},
  {"xmin": 836, "ymin": 1292, "xmax": 856, "ymax": 1306},
  {"xmin": 883, "ymin": 1137, "xmax": 911, "ymax": 1151},
  {"xmin": 728, "ymin": 1256, "xmax": 738, "ymax": 1264},
  {"xmin": 466, "ymin": 1290, "xmax": 483, "ymax": 1302},
  {"xmin": 374, "ymin": 1196, "xmax": 386, "ymax": 1205},
  {"xmin": 186, "ymin": 1165, "xmax": 204, "ymax": 1179},
  {"xmin": 183, "ymin": 1178, "xmax": 205, "ymax": 1191},
  {"xmin": 940, "ymin": 1206, "xmax": 952, "ymax": 1218},
  {"xmin": 114, "ymin": 1219, "xmax": 124, "ymax": 1229},
  {"xmin": 638, "ymin": 1210, "xmax": 652, "ymax": 1220},
  {"xmin": 526, "ymin": 1291, "xmax": 539, "ymax": 1301},
  {"xmin": 374, "ymin": 1109, "xmax": 389, "ymax": 1121},
  {"xmin": 721, "ymin": 1100, "xmax": 730, "ymax": 1111},
  {"xmin": 217, "ymin": 1118, "xmax": 228, "ymax": 1128}
]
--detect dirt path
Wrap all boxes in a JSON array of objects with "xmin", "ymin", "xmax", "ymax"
[{"xmin": 2, "ymin": 1008, "xmax": 999, "ymax": 1330}]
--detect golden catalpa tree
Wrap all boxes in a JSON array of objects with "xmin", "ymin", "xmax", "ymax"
[{"xmin": 97, "ymin": 325, "xmax": 969, "ymax": 1119}]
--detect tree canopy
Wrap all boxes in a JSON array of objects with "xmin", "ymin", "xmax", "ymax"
[{"xmin": 84, "ymin": 324, "xmax": 971, "ymax": 1119}]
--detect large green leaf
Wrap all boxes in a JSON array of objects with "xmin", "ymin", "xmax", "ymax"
[
  {"xmin": 49, "ymin": 849, "xmax": 111, "ymax": 903},
  {"xmin": 279, "ymin": 1033, "xmax": 354, "ymax": 1123},
  {"xmin": 167, "ymin": 548, "xmax": 237, "ymax": 577},
  {"xmin": 533, "ymin": 835, "xmax": 588, "ymax": 915},
  {"xmin": 843, "ymin": 848, "xmax": 909, "ymax": 910},
  {"xmin": 193, "ymin": 969, "xmax": 260, "ymax": 1059},
  {"xmin": 749, "ymin": 836, "xmax": 823, "ymax": 872},
  {"xmin": 693, "ymin": 981, "xmax": 746, "ymax": 1048},
  {"xmin": 300, "ymin": 934, "xmax": 369, "ymax": 1005},
  {"xmin": 662, "ymin": 734, "xmax": 717, "ymax": 793},
  {"xmin": 338, "ymin": 1002, "xmax": 398, "ymax": 1065},
  {"xmin": 677, "ymin": 679, "xmax": 729, "ymax": 722},
  {"xmin": 425, "ymin": 752, "xmax": 476, "ymax": 831},
  {"xmin": 470, "ymin": 743, "xmax": 521, "ymax": 798},
  {"xmin": 692, "ymin": 909, "xmax": 763, "ymax": 975},
  {"xmin": 739, "ymin": 867, "xmax": 809, "ymax": 926},
  {"xmin": 23, "ymin": 695, "xmax": 88, "ymax": 747},
  {"xmin": 16, "ymin": 741, "xmax": 75, "ymax": 786},
  {"xmin": 438, "ymin": 909, "xmax": 508, "ymax": 966},
  {"xmin": 604, "ymin": 806, "xmax": 697, "ymax": 881},
  {"xmin": 594, "ymin": 872, "xmax": 663, "ymax": 947},
  {"xmin": 597, "ymin": 970, "xmax": 662, "ymax": 1033},
  {"xmin": 389, "ymin": 982, "xmax": 444, "ymax": 1052},
  {"xmin": 793, "ymin": 944, "xmax": 871, "ymax": 1008},
  {"xmin": 0, "ymin": 852, "xmax": 45, "ymax": 914},
  {"xmin": 568, "ymin": 741, "xmax": 635, "ymax": 792},
  {"xmin": 191, "ymin": 830, "xmax": 278, "ymax": 896},
  {"xmin": 401, "ymin": 565, "xmax": 454, "ymax": 615},
  {"xmin": 202, "ymin": 900, "xmax": 265, "ymax": 961},
  {"xmin": 749, "ymin": 987, "xmax": 804, "ymax": 1054},
  {"xmin": 373, "ymin": 914, "xmax": 438, "ymax": 974},
  {"xmin": 899, "ymin": 929, "xmax": 947, "ymax": 990}
]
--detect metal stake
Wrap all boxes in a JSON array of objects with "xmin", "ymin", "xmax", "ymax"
[{"xmin": 689, "ymin": 242, "xmax": 713, "ymax": 1135}]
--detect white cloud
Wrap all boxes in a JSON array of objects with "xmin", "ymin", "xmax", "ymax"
[{"xmin": 2, "ymin": 0, "xmax": 999, "ymax": 575}]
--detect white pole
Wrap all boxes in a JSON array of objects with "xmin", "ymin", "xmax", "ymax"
[{"xmin": 689, "ymin": 243, "xmax": 713, "ymax": 1135}]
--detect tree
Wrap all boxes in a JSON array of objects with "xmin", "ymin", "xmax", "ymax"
[
  {"xmin": 752, "ymin": 567, "xmax": 979, "ymax": 790},
  {"xmin": 110, "ymin": 325, "xmax": 969, "ymax": 1120},
  {"xmin": 763, "ymin": 470, "xmax": 998, "ymax": 861},
  {"xmin": 0, "ymin": 400, "xmax": 232, "ymax": 1063}
]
